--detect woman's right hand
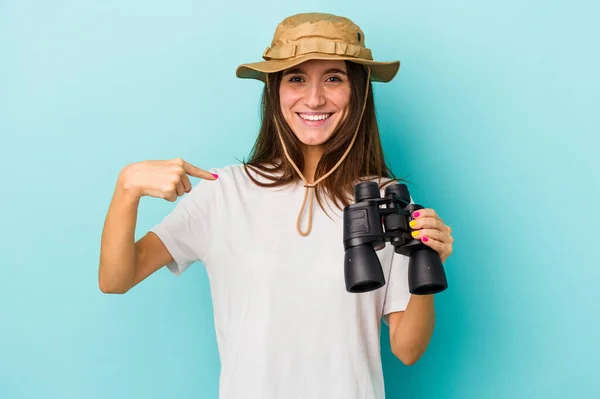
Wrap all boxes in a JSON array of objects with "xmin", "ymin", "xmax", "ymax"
[{"xmin": 117, "ymin": 158, "xmax": 218, "ymax": 202}]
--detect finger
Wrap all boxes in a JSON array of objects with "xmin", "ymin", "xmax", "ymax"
[
  {"xmin": 414, "ymin": 233, "xmax": 450, "ymax": 257},
  {"xmin": 181, "ymin": 174, "xmax": 192, "ymax": 193},
  {"xmin": 410, "ymin": 228, "xmax": 448, "ymax": 243},
  {"xmin": 411, "ymin": 208, "xmax": 437, "ymax": 219},
  {"xmin": 175, "ymin": 179, "xmax": 185, "ymax": 197},
  {"xmin": 161, "ymin": 181, "xmax": 179, "ymax": 202},
  {"xmin": 409, "ymin": 216, "xmax": 445, "ymax": 231},
  {"xmin": 182, "ymin": 161, "xmax": 218, "ymax": 180},
  {"xmin": 164, "ymin": 189, "xmax": 178, "ymax": 202}
]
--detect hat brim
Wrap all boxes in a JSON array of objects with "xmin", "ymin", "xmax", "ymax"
[{"xmin": 236, "ymin": 53, "xmax": 400, "ymax": 83}]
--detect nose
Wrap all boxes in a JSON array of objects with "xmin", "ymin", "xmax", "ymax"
[{"xmin": 304, "ymin": 82, "xmax": 326, "ymax": 109}]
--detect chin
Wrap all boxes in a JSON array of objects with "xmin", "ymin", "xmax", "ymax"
[
  {"xmin": 290, "ymin": 113, "xmax": 341, "ymax": 147},
  {"xmin": 296, "ymin": 132, "xmax": 333, "ymax": 147}
]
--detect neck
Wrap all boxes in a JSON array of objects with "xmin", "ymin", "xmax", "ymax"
[{"xmin": 300, "ymin": 144, "xmax": 323, "ymax": 184}]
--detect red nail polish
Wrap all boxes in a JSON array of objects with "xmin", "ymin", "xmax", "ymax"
[
  {"xmin": 422, "ymin": 236, "xmax": 429, "ymax": 242},
  {"xmin": 413, "ymin": 211, "xmax": 420, "ymax": 218}
]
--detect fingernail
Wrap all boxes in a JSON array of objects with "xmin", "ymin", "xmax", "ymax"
[
  {"xmin": 411, "ymin": 231, "xmax": 420, "ymax": 238},
  {"xmin": 422, "ymin": 236, "xmax": 429, "ymax": 242},
  {"xmin": 212, "ymin": 173, "xmax": 219, "ymax": 179},
  {"xmin": 409, "ymin": 220, "xmax": 417, "ymax": 228},
  {"xmin": 413, "ymin": 211, "xmax": 420, "ymax": 218}
]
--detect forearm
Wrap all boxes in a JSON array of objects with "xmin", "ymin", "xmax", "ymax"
[
  {"xmin": 98, "ymin": 177, "xmax": 140, "ymax": 294},
  {"xmin": 391, "ymin": 294, "xmax": 435, "ymax": 364}
]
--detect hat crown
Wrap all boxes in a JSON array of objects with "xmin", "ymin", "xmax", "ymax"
[
  {"xmin": 271, "ymin": 13, "xmax": 365, "ymax": 48},
  {"xmin": 236, "ymin": 12, "xmax": 400, "ymax": 84}
]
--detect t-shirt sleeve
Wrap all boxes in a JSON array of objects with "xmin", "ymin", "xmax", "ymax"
[
  {"xmin": 382, "ymin": 250, "xmax": 411, "ymax": 325},
  {"xmin": 149, "ymin": 177, "xmax": 217, "ymax": 276}
]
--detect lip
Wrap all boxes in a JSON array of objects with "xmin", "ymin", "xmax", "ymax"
[{"xmin": 296, "ymin": 112, "xmax": 334, "ymax": 128}]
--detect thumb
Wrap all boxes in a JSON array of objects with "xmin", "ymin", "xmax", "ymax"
[{"xmin": 182, "ymin": 161, "xmax": 218, "ymax": 180}]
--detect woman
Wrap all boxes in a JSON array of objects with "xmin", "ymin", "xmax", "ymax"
[{"xmin": 99, "ymin": 12, "xmax": 454, "ymax": 399}]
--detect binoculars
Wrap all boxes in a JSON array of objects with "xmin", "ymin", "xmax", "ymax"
[{"xmin": 342, "ymin": 181, "xmax": 448, "ymax": 295}]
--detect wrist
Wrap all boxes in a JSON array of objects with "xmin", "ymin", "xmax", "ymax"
[{"xmin": 116, "ymin": 169, "xmax": 142, "ymax": 204}]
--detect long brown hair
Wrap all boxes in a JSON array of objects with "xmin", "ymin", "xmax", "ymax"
[{"xmin": 242, "ymin": 61, "xmax": 401, "ymax": 212}]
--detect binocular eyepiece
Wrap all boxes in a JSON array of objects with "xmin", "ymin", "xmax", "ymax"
[{"xmin": 342, "ymin": 181, "xmax": 448, "ymax": 295}]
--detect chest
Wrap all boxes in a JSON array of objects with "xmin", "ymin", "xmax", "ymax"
[{"xmin": 209, "ymin": 188, "xmax": 348, "ymax": 290}]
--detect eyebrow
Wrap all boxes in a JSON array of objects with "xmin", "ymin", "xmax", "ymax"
[{"xmin": 283, "ymin": 68, "xmax": 347, "ymax": 76}]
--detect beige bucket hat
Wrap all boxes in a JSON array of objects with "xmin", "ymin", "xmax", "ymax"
[{"xmin": 236, "ymin": 12, "xmax": 400, "ymax": 83}]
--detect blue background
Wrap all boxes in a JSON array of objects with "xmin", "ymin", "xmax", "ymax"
[{"xmin": 1, "ymin": 1, "xmax": 598, "ymax": 398}]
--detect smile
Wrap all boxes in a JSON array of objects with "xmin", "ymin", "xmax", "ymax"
[{"xmin": 297, "ymin": 113, "xmax": 333, "ymax": 121}]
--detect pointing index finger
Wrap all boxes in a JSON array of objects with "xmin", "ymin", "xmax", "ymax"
[{"xmin": 182, "ymin": 161, "xmax": 218, "ymax": 180}]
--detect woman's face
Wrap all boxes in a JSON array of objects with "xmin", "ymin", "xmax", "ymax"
[{"xmin": 279, "ymin": 59, "xmax": 351, "ymax": 148}]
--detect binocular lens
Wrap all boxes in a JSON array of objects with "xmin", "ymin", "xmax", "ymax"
[{"xmin": 344, "ymin": 245, "xmax": 385, "ymax": 293}]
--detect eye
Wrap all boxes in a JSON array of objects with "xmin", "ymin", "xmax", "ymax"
[
  {"xmin": 288, "ymin": 76, "xmax": 304, "ymax": 83},
  {"xmin": 327, "ymin": 76, "xmax": 343, "ymax": 83}
]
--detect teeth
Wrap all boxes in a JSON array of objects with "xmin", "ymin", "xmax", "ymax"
[{"xmin": 299, "ymin": 113, "xmax": 331, "ymax": 121}]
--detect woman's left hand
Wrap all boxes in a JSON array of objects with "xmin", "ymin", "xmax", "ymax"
[{"xmin": 409, "ymin": 208, "xmax": 454, "ymax": 263}]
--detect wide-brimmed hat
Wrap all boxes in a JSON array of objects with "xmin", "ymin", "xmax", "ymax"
[{"xmin": 236, "ymin": 13, "xmax": 400, "ymax": 83}]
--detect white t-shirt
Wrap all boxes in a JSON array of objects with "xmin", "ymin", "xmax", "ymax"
[{"xmin": 150, "ymin": 163, "xmax": 411, "ymax": 399}]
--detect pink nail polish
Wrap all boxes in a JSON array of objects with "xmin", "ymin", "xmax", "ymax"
[
  {"xmin": 212, "ymin": 173, "xmax": 219, "ymax": 179},
  {"xmin": 413, "ymin": 211, "xmax": 420, "ymax": 218},
  {"xmin": 422, "ymin": 236, "xmax": 429, "ymax": 242}
]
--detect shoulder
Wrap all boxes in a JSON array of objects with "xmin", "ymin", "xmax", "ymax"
[{"xmin": 189, "ymin": 163, "xmax": 245, "ymax": 196}]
